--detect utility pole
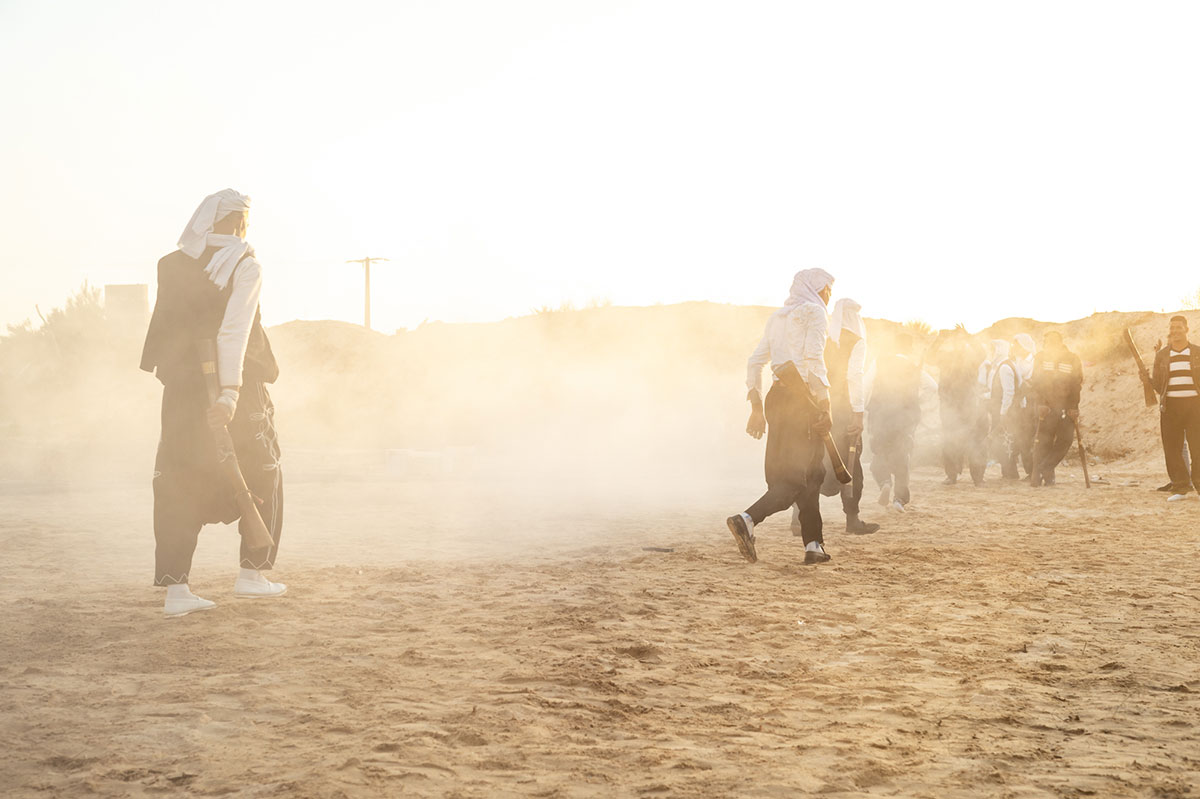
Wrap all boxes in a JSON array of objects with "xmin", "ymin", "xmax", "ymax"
[{"xmin": 345, "ymin": 257, "xmax": 389, "ymax": 331}]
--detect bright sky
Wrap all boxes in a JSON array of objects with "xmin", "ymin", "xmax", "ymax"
[{"xmin": 2, "ymin": 1, "xmax": 1198, "ymax": 334}]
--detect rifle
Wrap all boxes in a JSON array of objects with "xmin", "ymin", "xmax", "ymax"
[
  {"xmin": 1122, "ymin": 328, "xmax": 1158, "ymax": 408},
  {"xmin": 197, "ymin": 339, "xmax": 276, "ymax": 552},
  {"xmin": 779, "ymin": 365, "xmax": 853, "ymax": 485},
  {"xmin": 1074, "ymin": 419, "xmax": 1091, "ymax": 489}
]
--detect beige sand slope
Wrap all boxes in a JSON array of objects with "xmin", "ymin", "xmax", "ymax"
[{"xmin": 2, "ymin": 465, "xmax": 1198, "ymax": 798}]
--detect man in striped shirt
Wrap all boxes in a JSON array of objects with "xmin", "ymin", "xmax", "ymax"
[{"xmin": 1151, "ymin": 315, "xmax": 1200, "ymax": 501}]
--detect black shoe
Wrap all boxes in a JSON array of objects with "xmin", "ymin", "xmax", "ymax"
[
  {"xmin": 726, "ymin": 515, "xmax": 758, "ymax": 563},
  {"xmin": 1156, "ymin": 482, "xmax": 1174, "ymax": 492},
  {"xmin": 846, "ymin": 518, "xmax": 880, "ymax": 535},
  {"xmin": 804, "ymin": 548, "xmax": 832, "ymax": 565}
]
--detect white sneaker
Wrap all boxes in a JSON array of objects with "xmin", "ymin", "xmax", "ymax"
[
  {"xmin": 234, "ymin": 575, "xmax": 288, "ymax": 598},
  {"xmin": 891, "ymin": 500, "xmax": 906, "ymax": 513},
  {"xmin": 1167, "ymin": 493, "xmax": 1189, "ymax": 502},
  {"xmin": 164, "ymin": 595, "xmax": 217, "ymax": 618}
]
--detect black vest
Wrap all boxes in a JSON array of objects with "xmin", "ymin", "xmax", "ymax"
[{"xmin": 139, "ymin": 247, "xmax": 279, "ymax": 386}]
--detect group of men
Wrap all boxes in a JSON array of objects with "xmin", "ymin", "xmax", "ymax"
[
  {"xmin": 725, "ymin": 268, "xmax": 1105, "ymax": 567},
  {"xmin": 142, "ymin": 192, "xmax": 1200, "ymax": 611}
]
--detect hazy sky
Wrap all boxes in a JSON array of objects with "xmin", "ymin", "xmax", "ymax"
[{"xmin": 2, "ymin": 1, "xmax": 1198, "ymax": 334}]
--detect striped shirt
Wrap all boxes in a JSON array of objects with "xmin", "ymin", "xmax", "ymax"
[{"xmin": 1166, "ymin": 348, "xmax": 1199, "ymax": 398}]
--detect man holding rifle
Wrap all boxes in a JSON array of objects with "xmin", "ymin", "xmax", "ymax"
[
  {"xmin": 802, "ymin": 297, "xmax": 880, "ymax": 536},
  {"xmin": 1030, "ymin": 331, "xmax": 1083, "ymax": 487},
  {"xmin": 1152, "ymin": 316, "xmax": 1200, "ymax": 501},
  {"xmin": 141, "ymin": 189, "xmax": 287, "ymax": 617},
  {"xmin": 731, "ymin": 268, "xmax": 837, "ymax": 566}
]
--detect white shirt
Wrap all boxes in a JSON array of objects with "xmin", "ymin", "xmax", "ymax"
[
  {"xmin": 996, "ymin": 360, "xmax": 1019, "ymax": 414},
  {"xmin": 746, "ymin": 303, "xmax": 830, "ymax": 401},
  {"xmin": 216, "ymin": 256, "xmax": 264, "ymax": 387},
  {"xmin": 1015, "ymin": 354, "xmax": 1034, "ymax": 408},
  {"xmin": 846, "ymin": 338, "xmax": 866, "ymax": 413}
]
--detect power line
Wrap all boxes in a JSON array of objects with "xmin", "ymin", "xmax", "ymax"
[{"xmin": 345, "ymin": 257, "xmax": 390, "ymax": 331}]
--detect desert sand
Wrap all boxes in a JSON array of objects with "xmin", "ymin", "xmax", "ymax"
[
  {"xmin": 2, "ymin": 461, "xmax": 1198, "ymax": 798},
  {"xmin": 3, "ymin": 303, "xmax": 1200, "ymax": 796}
]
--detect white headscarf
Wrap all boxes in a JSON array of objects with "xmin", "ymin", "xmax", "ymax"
[
  {"xmin": 829, "ymin": 297, "xmax": 866, "ymax": 345},
  {"xmin": 783, "ymin": 268, "xmax": 835, "ymax": 310},
  {"xmin": 990, "ymin": 339, "xmax": 1010, "ymax": 361},
  {"xmin": 1013, "ymin": 333, "xmax": 1035, "ymax": 356},
  {"xmin": 177, "ymin": 189, "xmax": 253, "ymax": 289}
]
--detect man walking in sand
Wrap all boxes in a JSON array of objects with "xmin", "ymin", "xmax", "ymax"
[
  {"xmin": 867, "ymin": 333, "xmax": 923, "ymax": 512},
  {"xmin": 798, "ymin": 297, "xmax": 880, "ymax": 536},
  {"xmin": 1151, "ymin": 315, "xmax": 1200, "ymax": 502},
  {"xmin": 1008, "ymin": 333, "xmax": 1037, "ymax": 479},
  {"xmin": 141, "ymin": 189, "xmax": 287, "ymax": 616},
  {"xmin": 1029, "ymin": 331, "xmax": 1083, "ymax": 487},
  {"xmin": 730, "ymin": 268, "xmax": 835, "ymax": 566},
  {"xmin": 928, "ymin": 327, "xmax": 988, "ymax": 486}
]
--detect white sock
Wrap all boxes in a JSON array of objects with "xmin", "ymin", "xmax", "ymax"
[
  {"xmin": 166, "ymin": 583, "xmax": 196, "ymax": 600},
  {"xmin": 239, "ymin": 568, "xmax": 268, "ymax": 583},
  {"xmin": 739, "ymin": 512, "xmax": 755, "ymax": 536},
  {"xmin": 805, "ymin": 541, "xmax": 824, "ymax": 553}
]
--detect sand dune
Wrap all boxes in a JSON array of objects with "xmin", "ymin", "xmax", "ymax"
[{"xmin": 3, "ymin": 464, "xmax": 1198, "ymax": 797}]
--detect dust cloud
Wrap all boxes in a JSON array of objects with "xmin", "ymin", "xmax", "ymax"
[{"xmin": 1, "ymin": 286, "xmax": 1195, "ymax": 501}]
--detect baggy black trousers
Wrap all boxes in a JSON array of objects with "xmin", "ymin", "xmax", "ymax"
[
  {"xmin": 869, "ymin": 420, "xmax": 915, "ymax": 506},
  {"xmin": 941, "ymin": 399, "xmax": 987, "ymax": 484},
  {"xmin": 153, "ymin": 379, "xmax": 283, "ymax": 586},
  {"xmin": 1033, "ymin": 408, "xmax": 1074, "ymax": 486},
  {"xmin": 1162, "ymin": 396, "xmax": 1200, "ymax": 494},
  {"xmin": 745, "ymin": 383, "xmax": 825, "ymax": 546}
]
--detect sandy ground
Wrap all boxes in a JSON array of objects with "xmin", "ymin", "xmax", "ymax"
[{"xmin": 2, "ymin": 463, "xmax": 1199, "ymax": 798}]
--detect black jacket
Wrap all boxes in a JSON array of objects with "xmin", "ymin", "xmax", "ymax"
[{"xmin": 1031, "ymin": 348, "xmax": 1082, "ymax": 411}]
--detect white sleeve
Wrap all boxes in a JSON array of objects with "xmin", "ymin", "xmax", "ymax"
[
  {"xmin": 789, "ymin": 304, "xmax": 829, "ymax": 401},
  {"xmin": 1000, "ymin": 363, "xmax": 1016, "ymax": 414},
  {"xmin": 847, "ymin": 338, "xmax": 866, "ymax": 413},
  {"xmin": 863, "ymin": 361, "xmax": 877, "ymax": 409},
  {"xmin": 216, "ymin": 257, "xmax": 263, "ymax": 387},
  {"xmin": 978, "ymin": 362, "xmax": 992, "ymax": 397},
  {"xmin": 745, "ymin": 331, "xmax": 771, "ymax": 396}
]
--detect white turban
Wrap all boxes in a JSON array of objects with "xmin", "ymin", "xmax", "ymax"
[
  {"xmin": 829, "ymin": 297, "xmax": 866, "ymax": 344},
  {"xmin": 177, "ymin": 189, "xmax": 253, "ymax": 289},
  {"xmin": 784, "ymin": 268, "xmax": 835, "ymax": 310},
  {"xmin": 1013, "ymin": 333, "xmax": 1035, "ymax": 355}
]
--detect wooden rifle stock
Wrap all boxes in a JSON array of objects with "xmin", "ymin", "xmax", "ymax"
[
  {"xmin": 1074, "ymin": 420, "xmax": 1091, "ymax": 489},
  {"xmin": 196, "ymin": 340, "xmax": 276, "ymax": 552},
  {"xmin": 1122, "ymin": 328, "xmax": 1158, "ymax": 408}
]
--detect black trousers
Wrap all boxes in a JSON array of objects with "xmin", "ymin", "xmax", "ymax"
[
  {"xmin": 1005, "ymin": 405, "xmax": 1035, "ymax": 479},
  {"xmin": 1162, "ymin": 396, "xmax": 1200, "ymax": 494},
  {"xmin": 815, "ymin": 425, "xmax": 863, "ymax": 515},
  {"xmin": 869, "ymin": 420, "xmax": 915, "ymax": 505},
  {"xmin": 1033, "ymin": 408, "xmax": 1074, "ymax": 486},
  {"xmin": 941, "ymin": 399, "xmax": 987, "ymax": 484},
  {"xmin": 153, "ymin": 379, "xmax": 284, "ymax": 586},
  {"xmin": 745, "ymin": 383, "xmax": 825, "ymax": 546}
]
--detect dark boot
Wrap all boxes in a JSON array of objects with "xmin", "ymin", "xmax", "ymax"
[{"xmin": 845, "ymin": 513, "xmax": 880, "ymax": 535}]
